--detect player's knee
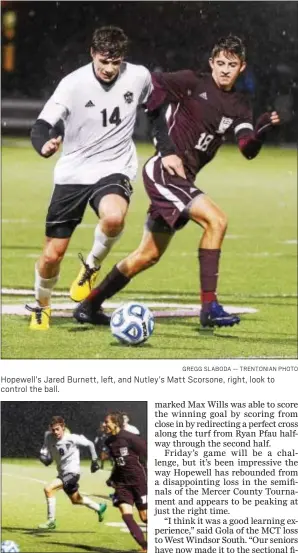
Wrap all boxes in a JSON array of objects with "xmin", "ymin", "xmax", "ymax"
[
  {"xmin": 102, "ymin": 213, "xmax": 124, "ymax": 235},
  {"xmin": 210, "ymin": 212, "xmax": 228, "ymax": 235},
  {"xmin": 42, "ymin": 246, "xmax": 65, "ymax": 266},
  {"xmin": 140, "ymin": 250, "xmax": 161, "ymax": 269},
  {"xmin": 44, "ymin": 486, "xmax": 52, "ymax": 496}
]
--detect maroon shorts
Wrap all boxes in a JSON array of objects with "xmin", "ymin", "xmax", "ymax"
[
  {"xmin": 142, "ymin": 155, "xmax": 203, "ymax": 231},
  {"xmin": 112, "ymin": 480, "xmax": 147, "ymax": 510}
]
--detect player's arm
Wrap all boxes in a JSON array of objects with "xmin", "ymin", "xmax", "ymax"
[
  {"xmin": 39, "ymin": 431, "xmax": 53, "ymax": 466},
  {"xmin": 72, "ymin": 434, "xmax": 100, "ymax": 473},
  {"xmin": 129, "ymin": 434, "xmax": 147, "ymax": 465},
  {"xmin": 31, "ymin": 78, "xmax": 70, "ymax": 158},
  {"xmin": 146, "ymin": 71, "xmax": 195, "ymax": 178},
  {"xmin": 140, "ymin": 68, "xmax": 178, "ymax": 160},
  {"xmin": 147, "ymin": 70, "xmax": 198, "ymax": 110},
  {"xmin": 147, "ymin": 104, "xmax": 186, "ymax": 179},
  {"xmin": 106, "ymin": 465, "xmax": 117, "ymax": 488},
  {"xmin": 236, "ymin": 111, "xmax": 280, "ymax": 160}
]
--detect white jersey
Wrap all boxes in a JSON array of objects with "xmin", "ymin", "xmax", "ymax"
[
  {"xmin": 41, "ymin": 431, "xmax": 97, "ymax": 477},
  {"xmin": 124, "ymin": 423, "xmax": 140, "ymax": 435},
  {"xmin": 38, "ymin": 62, "xmax": 152, "ymax": 185}
]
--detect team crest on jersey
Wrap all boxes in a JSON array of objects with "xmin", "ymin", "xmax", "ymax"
[
  {"xmin": 124, "ymin": 91, "xmax": 134, "ymax": 104},
  {"xmin": 216, "ymin": 117, "xmax": 233, "ymax": 134},
  {"xmin": 120, "ymin": 447, "xmax": 128, "ymax": 456}
]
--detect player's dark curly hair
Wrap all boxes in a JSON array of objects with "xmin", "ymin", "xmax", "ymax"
[
  {"xmin": 50, "ymin": 415, "xmax": 65, "ymax": 427},
  {"xmin": 107, "ymin": 411, "xmax": 124, "ymax": 429},
  {"xmin": 211, "ymin": 35, "xmax": 246, "ymax": 62},
  {"xmin": 91, "ymin": 26, "xmax": 129, "ymax": 58}
]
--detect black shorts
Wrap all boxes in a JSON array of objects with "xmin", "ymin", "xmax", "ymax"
[
  {"xmin": 46, "ymin": 173, "xmax": 132, "ymax": 238},
  {"xmin": 59, "ymin": 473, "xmax": 80, "ymax": 496},
  {"xmin": 112, "ymin": 480, "xmax": 147, "ymax": 510},
  {"xmin": 142, "ymin": 155, "xmax": 203, "ymax": 232}
]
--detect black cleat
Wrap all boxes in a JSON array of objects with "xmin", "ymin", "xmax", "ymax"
[
  {"xmin": 200, "ymin": 301, "xmax": 240, "ymax": 328},
  {"xmin": 73, "ymin": 300, "xmax": 110, "ymax": 326}
]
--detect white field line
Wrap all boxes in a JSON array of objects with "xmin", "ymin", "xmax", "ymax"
[
  {"xmin": 1, "ymin": 302, "xmax": 258, "ymax": 316},
  {"xmin": 3, "ymin": 470, "xmax": 110, "ymax": 497},
  {"xmin": 2, "ymin": 472, "xmax": 46, "ymax": 485},
  {"xmin": 106, "ymin": 522, "xmax": 146, "ymax": 530}
]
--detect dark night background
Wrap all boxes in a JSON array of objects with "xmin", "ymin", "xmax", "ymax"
[
  {"xmin": 1, "ymin": 401, "xmax": 147, "ymax": 457},
  {"xmin": 1, "ymin": 1, "xmax": 298, "ymax": 141}
]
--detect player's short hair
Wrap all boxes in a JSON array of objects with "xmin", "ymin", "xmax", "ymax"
[
  {"xmin": 91, "ymin": 26, "xmax": 129, "ymax": 58},
  {"xmin": 50, "ymin": 415, "xmax": 65, "ymax": 427},
  {"xmin": 107, "ymin": 411, "xmax": 124, "ymax": 429},
  {"xmin": 211, "ymin": 35, "xmax": 246, "ymax": 62}
]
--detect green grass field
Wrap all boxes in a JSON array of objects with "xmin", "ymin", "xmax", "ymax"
[
  {"xmin": 1, "ymin": 139, "xmax": 297, "ymax": 359},
  {"xmin": 2, "ymin": 459, "xmax": 143, "ymax": 552}
]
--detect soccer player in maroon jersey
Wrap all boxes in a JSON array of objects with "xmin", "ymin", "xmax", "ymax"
[
  {"xmin": 103, "ymin": 412, "xmax": 147, "ymax": 551},
  {"xmin": 74, "ymin": 35, "xmax": 280, "ymax": 328}
]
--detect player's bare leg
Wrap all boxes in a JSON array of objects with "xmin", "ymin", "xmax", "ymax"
[
  {"xmin": 118, "ymin": 503, "xmax": 147, "ymax": 550},
  {"xmin": 188, "ymin": 194, "xmax": 240, "ymax": 328},
  {"xmin": 68, "ymin": 490, "xmax": 107, "ymax": 521},
  {"xmin": 26, "ymin": 237, "xmax": 70, "ymax": 330},
  {"xmin": 70, "ymin": 194, "xmax": 129, "ymax": 302},
  {"xmin": 73, "ymin": 227, "xmax": 173, "ymax": 325},
  {"xmin": 38, "ymin": 478, "xmax": 63, "ymax": 529},
  {"xmin": 118, "ymin": 226, "xmax": 173, "ymax": 277}
]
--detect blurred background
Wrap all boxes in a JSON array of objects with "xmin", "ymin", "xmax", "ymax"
[
  {"xmin": 1, "ymin": 401, "xmax": 147, "ymax": 457},
  {"xmin": 2, "ymin": 0, "xmax": 297, "ymax": 142}
]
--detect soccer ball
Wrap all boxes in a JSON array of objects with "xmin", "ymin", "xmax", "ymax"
[
  {"xmin": 110, "ymin": 302, "xmax": 154, "ymax": 345},
  {"xmin": 1, "ymin": 542, "xmax": 20, "ymax": 553}
]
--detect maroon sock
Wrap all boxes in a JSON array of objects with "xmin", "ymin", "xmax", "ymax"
[
  {"xmin": 87, "ymin": 265, "xmax": 130, "ymax": 310},
  {"xmin": 122, "ymin": 514, "xmax": 147, "ymax": 548},
  {"xmin": 198, "ymin": 248, "xmax": 221, "ymax": 307}
]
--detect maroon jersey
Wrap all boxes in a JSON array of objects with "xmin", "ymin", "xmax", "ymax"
[
  {"xmin": 147, "ymin": 70, "xmax": 254, "ymax": 182},
  {"xmin": 105, "ymin": 430, "xmax": 147, "ymax": 485}
]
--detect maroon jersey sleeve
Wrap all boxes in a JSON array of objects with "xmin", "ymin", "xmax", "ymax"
[
  {"xmin": 128, "ymin": 434, "xmax": 147, "ymax": 461},
  {"xmin": 233, "ymin": 96, "xmax": 254, "ymax": 141},
  {"xmin": 146, "ymin": 70, "xmax": 198, "ymax": 111}
]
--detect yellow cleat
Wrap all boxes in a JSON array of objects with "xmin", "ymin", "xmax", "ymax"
[
  {"xmin": 70, "ymin": 253, "xmax": 100, "ymax": 302},
  {"xmin": 25, "ymin": 304, "xmax": 51, "ymax": 330}
]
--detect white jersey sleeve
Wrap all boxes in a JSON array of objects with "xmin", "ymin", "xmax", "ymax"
[
  {"xmin": 71, "ymin": 434, "xmax": 97, "ymax": 460},
  {"xmin": 38, "ymin": 77, "xmax": 71, "ymax": 127},
  {"xmin": 40, "ymin": 431, "xmax": 53, "ymax": 464},
  {"xmin": 139, "ymin": 68, "xmax": 153, "ymax": 105},
  {"xmin": 124, "ymin": 423, "xmax": 140, "ymax": 435},
  {"xmin": 40, "ymin": 430, "xmax": 50, "ymax": 454}
]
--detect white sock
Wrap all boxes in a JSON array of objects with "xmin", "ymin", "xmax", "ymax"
[
  {"xmin": 86, "ymin": 226, "xmax": 122, "ymax": 269},
  {"xmin": 35, "ymin": 264, "xmax": 59, "ymax": 306},
  {"xmin": 81, "ymin": 496, "xmax": 100, "ymax": 512},
  {"xmin": 47, "ymin": 497, "xmax": 56, "ymax": 520}
]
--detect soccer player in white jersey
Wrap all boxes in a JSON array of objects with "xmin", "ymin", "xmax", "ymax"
[
  {"xmin": 122, "ymin": 413, "xmax": 140, "ymax": 435},
  {"xmin": 26, "ymin": 26, "xmax": 154, "ymax": 329},
  {"xmin": 38, "ymin": 415, "xmax": 107, "ymax": 529}
]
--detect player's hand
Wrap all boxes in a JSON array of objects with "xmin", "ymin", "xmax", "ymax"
[
  {"xmin": 270, "ymin": 111, "xmax": 280, "ymax": 125},
  {"xmin": 106, "ymin": 478, "xmax": 115, "ymax": 487},
  {"xmin": 41, "ymin": 135, "xmax": 62, "ymax": 157},
  {"xmin": 161, "ymin": 154, "xmax": 186, "ymax": 179},
  {"xmin": 91, "ymin": 460, "xmax": 100, "ymax": 473}
]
